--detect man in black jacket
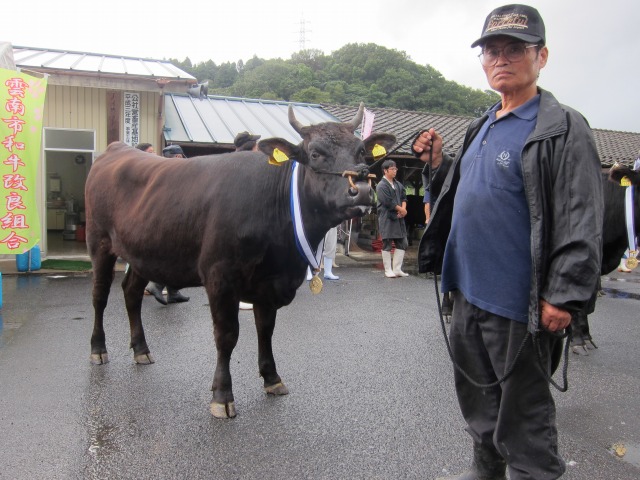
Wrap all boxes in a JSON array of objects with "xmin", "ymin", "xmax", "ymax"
[
  {"xmin": 144, "ymin": 144, "xmax": 190, "ymax": 304},
  {"xmin": 413, "ymin": 5, "xmax": 603, "ymax": 480}
]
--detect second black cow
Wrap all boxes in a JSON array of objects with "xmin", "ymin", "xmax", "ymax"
[{"xmin": 569, "ymin": 166, "xmax": 640, "ymax": 353}]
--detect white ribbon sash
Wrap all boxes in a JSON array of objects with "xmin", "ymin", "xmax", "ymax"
[
  {"xmin": 290, "ymin": 161, "xmax": 324, "ymax": 269},
  {"xmin": 625, "ymin": 185, "xmax": 637, "ymax": 252}
]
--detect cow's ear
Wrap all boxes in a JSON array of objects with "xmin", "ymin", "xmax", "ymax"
[
  {"xmin": 363, "ymin": 133, "xmax": 396, "ymax": 156},
  {"xmin": 609, "ymin": 165, "xmax": 640, "ymax": 186},
  {"xmin": 258, "ymin": 138, "xmax": 306, "ymax": 164}
]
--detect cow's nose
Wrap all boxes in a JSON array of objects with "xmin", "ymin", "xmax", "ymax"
[{"xmin": 348, "ymin": 181, "xmax": 374, "ymax": 204}]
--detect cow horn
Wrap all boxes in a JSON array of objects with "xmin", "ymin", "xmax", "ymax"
[
  {"xmin": 348, "ymin": 103, "xmax": 365, "ymax": 132},
  {"xmin": 288, "ymin": 105, "xmax": 305, "ymax": 134}
]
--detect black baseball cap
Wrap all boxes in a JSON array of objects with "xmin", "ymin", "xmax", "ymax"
[
  {"xmin": 162, "ymin": 144, "xmax": 185, "ymax": 157},
  {"xmin": 471, "ymin": 4, "xmax": 545, "ymax": 48}
]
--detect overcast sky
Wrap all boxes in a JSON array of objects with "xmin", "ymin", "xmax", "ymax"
[{"xmin": 4, "ymin": 0, "xmax": 639, "ymax": 133}]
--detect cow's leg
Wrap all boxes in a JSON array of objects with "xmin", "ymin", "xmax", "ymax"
[
  {"xmin": 254, "ymin": 304, "xmax": 289, "ymax": 396},
  {"xmin": 570, "ymin": 311, "xmax": 589, "ymax": 355},
  {"xmin": 571, "ymin": 288, "xmax": 599, "ymax": 355},
  {"xmin": 122, "ymin": 269, "xmax": 154, "ymax": 364},
  {"xmin": 208, "ymin": 291, "xmax": 240, "ymax": 419},
  {"xmin": 441, "ymin": 292, "xmax": 453, "ymax": 323},
  {"xmin": 90, "ymin": 249, "xmax": 117, "ymax": 365}
]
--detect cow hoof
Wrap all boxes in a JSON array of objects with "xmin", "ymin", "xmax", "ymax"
[
  {"xmin": 210, "ymin": 401, "xmax": 237, "ymax": 418},
  {"xmin": 264, "ymin": 382, "xmax": 289, "ymax": 395},
  {"xmin": 134, "ymin": 353, "xmax": 155, "ymax": 364},
  {"xmin": 90, "ymin": 353, "xmax": 109, "ymax": 365}
]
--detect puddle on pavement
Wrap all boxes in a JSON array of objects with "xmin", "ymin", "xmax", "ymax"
[
  {"xmin": 602, "ymin": 275, "xmax": 640, "ymax": 285},
  {"xmin": 0, "ymin": 313, "xmax": 22, "ymax": 348},
  {"xmin": 601, "ymin": 288, "xmax": 640, "ymax": 301},
  {"xmin": 611, "ymin": 441, "xmax": 640, "ymax": 468}
]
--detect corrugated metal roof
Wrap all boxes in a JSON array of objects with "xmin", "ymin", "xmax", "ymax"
[
  {"xmin": 324, "ymin": 104, "xmax": 640, "ymax": 166},
  {"xmin": 164, "ymin": 95, "xmax": 340, "ymax": 145},
  {"xmin": 12, "ymin": 46, "xmax": 195, "ymax": 81}
]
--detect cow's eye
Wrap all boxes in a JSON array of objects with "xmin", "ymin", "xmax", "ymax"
[{"xmin": 310, "ymin": 150, "xmax": 323, "ymax": 161}]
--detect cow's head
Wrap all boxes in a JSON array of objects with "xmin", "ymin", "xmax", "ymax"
[
  {"xmin": 609, "ymin": 163, "xmax": 640, "ymax": 187},
  {"xmin": 608, "ymin": 162, "xmax": 640, "ymax": 250},
  {"xmin": 258, "ymin": 103, "xmax": 396, "ymax": 222}
]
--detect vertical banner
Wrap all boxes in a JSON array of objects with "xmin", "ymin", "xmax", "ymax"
[
  {"xmin": 123, "ymin": 92, "xmax": 140, "ymax": 146},
  {"xmin": 0, "ymin": 68, "xmax": 47, "ymax": 254}
]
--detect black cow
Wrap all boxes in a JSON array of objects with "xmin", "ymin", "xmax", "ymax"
[
  {"xmin": 85, "ymin": 104, "xmax": 396, "ymax": 418},
  {"xmin": 570, "ymin": 165, "xmax": 640, "ymax": 354},
  {"xmin": 601, "ymin": 165, "xmax": 640, "ymax": 274}
]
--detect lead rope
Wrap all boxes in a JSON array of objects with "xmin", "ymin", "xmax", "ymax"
[
  {"xmin": 368, "ymin": 130, "xmax": 423, "ymax": 170},
  {"xmin": 424, "ymin": 140, "xmax": 570, "ymax": 391}
]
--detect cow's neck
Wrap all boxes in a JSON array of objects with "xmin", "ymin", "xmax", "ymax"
[{"xmin": 291, "ymin": 162, "xmax": 334, "ymax": 260}]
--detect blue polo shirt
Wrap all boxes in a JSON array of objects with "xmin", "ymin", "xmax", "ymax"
[{"xmin": 440, "ymin": 95, "xmax": 540, "ymax": 323}]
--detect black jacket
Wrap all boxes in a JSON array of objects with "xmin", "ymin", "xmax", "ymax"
[
  {"xmin": 376, "ymin": 177, "xmax": 407, "ymax": 240},
  {"xmin": 418, "ymin": 89, "xmax": 604, "ymax": 332}
]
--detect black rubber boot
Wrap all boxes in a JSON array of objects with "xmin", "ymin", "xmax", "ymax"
[
  {"xmin": 436, "ymin": 443, "xmax": 506, "ymax": 480},
  {"xmin": 146, "ymin": 282, "xmax": 167, "ymax": 305},
  {"xmin": 167, "ymin": 288, "xmax": 189, "ymax": 303}
]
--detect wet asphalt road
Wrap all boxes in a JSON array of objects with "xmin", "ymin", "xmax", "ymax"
[{"xmin": 0, "ymin": 259, "xmax": 638, "ymax": 480}]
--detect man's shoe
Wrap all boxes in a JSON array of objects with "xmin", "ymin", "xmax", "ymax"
[
  {"xmin": 437, "ymin": 443, "xmax": 506, "ymax": 480},
  {"xmin": 146, "ymin": 283, "xmax": 167, "ymax": 305},
  {"xmin": 167, "ymin": 288, "xmax": 189, "ymax": 303},
  {"xmin": 323, "ymin": 257, "xmax": 339, "ymax": 280}
]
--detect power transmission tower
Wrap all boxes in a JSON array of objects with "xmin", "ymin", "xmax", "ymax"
[{"xmin": 298, "ymin": 16, "xmax": 311, "ymax": 51}]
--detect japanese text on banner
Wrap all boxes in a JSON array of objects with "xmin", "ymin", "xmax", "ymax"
[
  {"xmin": 123, "ymin": 92, "xmax": 140, "ymax": 146},
  {"xmin": 0, "ymin": 68, "xmax": 47, "ymax": 254}
]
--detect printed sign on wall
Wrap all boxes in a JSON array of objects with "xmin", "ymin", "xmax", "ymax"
[{"xmin": 123, "ymin": 92, "xmax": 140, "ymax": 146}]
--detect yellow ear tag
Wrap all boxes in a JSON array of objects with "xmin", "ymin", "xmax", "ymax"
[
  {"xmin": 372, "ymin": 144, "xmax": 387, "ymax": 160},
  {"xmin": 268, "ymin": 147, "xmax": 289, "ymax": 166},
  {"xmin": 620, "ymin": 176, "xmax": 631, "ymax": 187}
]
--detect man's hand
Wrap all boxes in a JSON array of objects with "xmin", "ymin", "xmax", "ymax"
[
  {"xmin": 413, "ymin": 128, "xmax": 444, "ymax": 168},
  {"xmin": 539, "ymin": 299, "xmax": 572, "ymax": 332}
]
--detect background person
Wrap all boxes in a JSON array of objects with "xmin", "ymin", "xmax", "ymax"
[
  {"xmin": 412, "ymin": 5, "xmax": 603, "ymax": 479},
  {"xmin": 234, "ymin": 132, "xmax": 262, "ymax": 309},
  {"xmin": 134, "ymin": 142, "xmax": 154, "ymax": 154},
  {"xmin": 322, "ymin": 227, "xmax": 339, "ymax": 280},
  {"xmin": 423, "ymin": 189, "xmax": 431, "ymax": 224},
  {"xmin": 234, "ymin": 131, "xmax": 261, "ymax": 152},
  {"xmin": 144, "ymin": 144, "xmax": 190, "ymax": 304},
  {"xmin": 376, "ymin": 160, "xmax": 409, "ymax": 278}
]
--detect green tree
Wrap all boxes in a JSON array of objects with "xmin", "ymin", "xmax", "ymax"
[
  {"xmin": 169, "ymin": 42, "xmax": 500, "ymax": 116},
  {"xmin": 291, "ymin": 87, "xmax": 332, "ymax": 104},
  {"xmin": 212, "ymin": 62, "xmax": 239, "ymax": 89}
]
